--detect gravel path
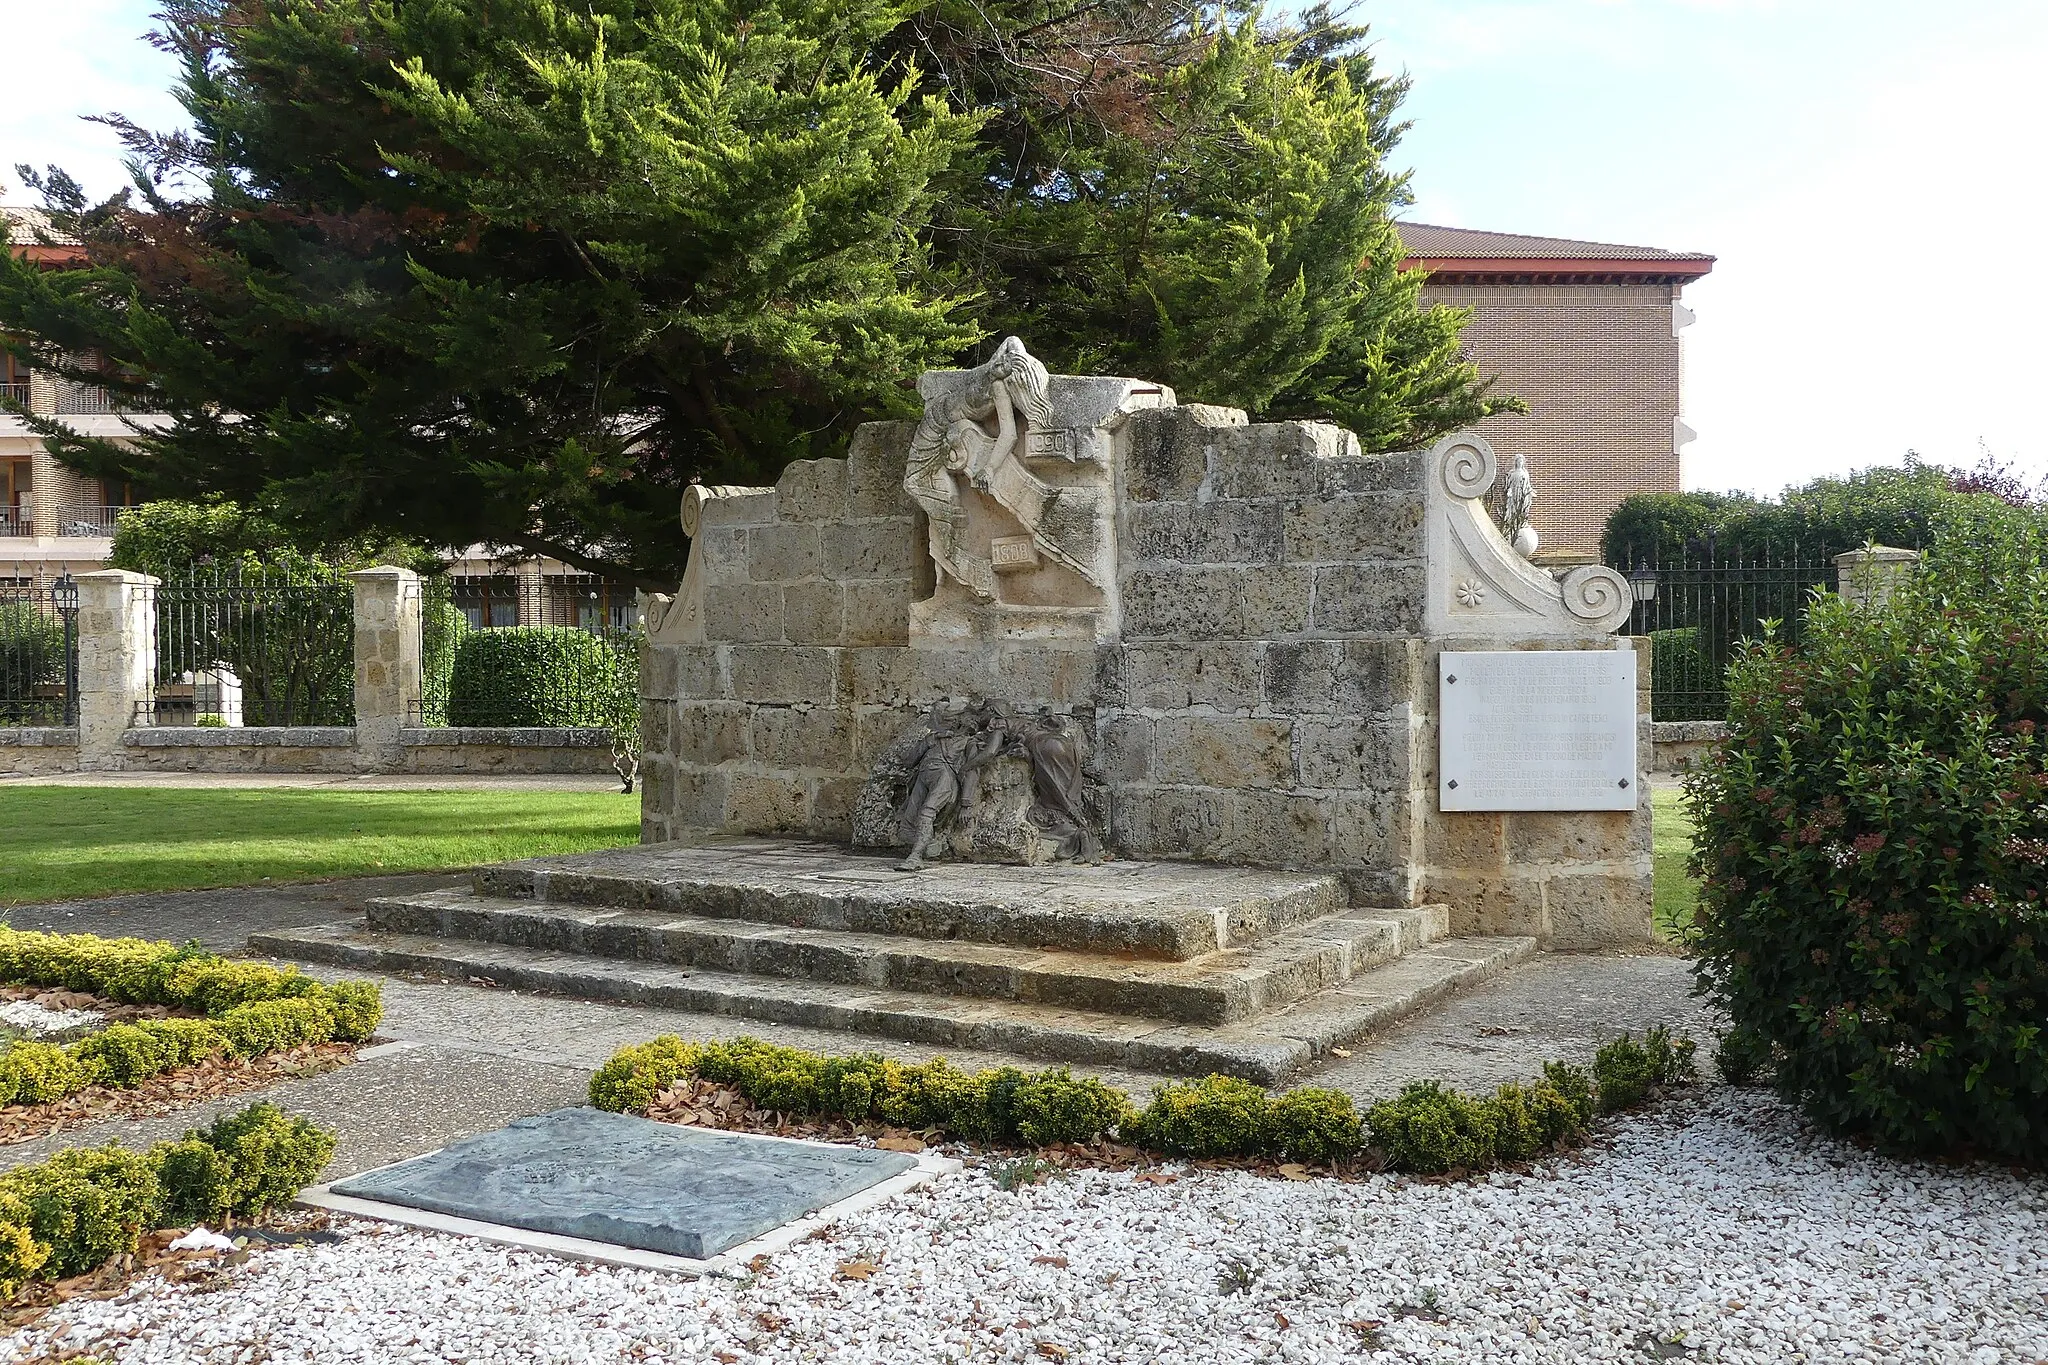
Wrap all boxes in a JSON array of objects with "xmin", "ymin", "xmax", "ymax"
[{"xmin": 10, "ymin": 1089, "xmax": 2043, "ymax": 1365}]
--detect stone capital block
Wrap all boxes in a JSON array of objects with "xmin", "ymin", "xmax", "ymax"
[
  {"xmin": 1834, "ymin": 545, "xmax": 1919, "ymax": 609},
  {"xmin": 74, "ymin": 569, "xmax": 158, "ymax": 771},
  {"xmin": 351, "ymin": 566, "xmax": 422, "ymax": 762}
]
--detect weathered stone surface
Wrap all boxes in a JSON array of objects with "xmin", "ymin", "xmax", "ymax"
[
  {"xmin": 703, "ymin": 584, "xmax": 784, "ymax": 644},
  {"xmin": 331, "ymin": 1107, "xmax": 916, "ymax": 1259},
  {"xmin": 774, "ymin": 458, "xmax": 851, "ymax": 522},
  {"xmin": 748, "ymin": 523, "xmax": 823, "ymax": 583},
  {"xmin": 1282, "ymin": 492, "xmax": 1426, "ymax": 563},
  {"xmin": 1152, "ymin": 716, "xmax": 1292, "ymax": 789},
  {"xmin": 1310, "ymin": 562, "xmax": 1427, "ymax": 634},
  {"xmin": 947, "ymin": 756, "xmax": 1063, "ymax": 865},
  {"xmin": 780, "ymin": 583, "xmax": 844, "ymax": 645}
]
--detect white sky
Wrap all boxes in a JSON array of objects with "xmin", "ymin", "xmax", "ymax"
[{"xmin": 6, "ymin": 0, "xmax": 2046, "ymax": 498}]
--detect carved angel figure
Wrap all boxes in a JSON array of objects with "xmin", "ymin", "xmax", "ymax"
[{"xmin": 903, "ymin": 336, "xmax": 1056, "ymax": 602}]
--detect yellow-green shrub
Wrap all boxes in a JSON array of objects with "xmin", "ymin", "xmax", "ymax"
[
  {"xmin": 217, "ymin": 997, "xmax": 335, "ymax": 1056},
  {"xmin": 1267, "ymin": 1087, "xmax": 1361, "ymax": 1163},
  {"xmin": 590, "ymin": 1032, "xmax": 1693, "ymax": 1175},
  {"xmin": 0, "ymin": 1044, "xmax": 87, "ymax": 1107},
  {"xmin": 0, "ymin": 1146, "xmax": 163, "ymax": 1278}
]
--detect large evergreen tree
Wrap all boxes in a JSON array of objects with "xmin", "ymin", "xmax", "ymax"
[
  {"xmin": 2, "ymin": 0, "xmax": 1512, "ymax": 583},
  {"xmin": 901, "ymin": 0, "xmax": 1515, "ymax": 446}
]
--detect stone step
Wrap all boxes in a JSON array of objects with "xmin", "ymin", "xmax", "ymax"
[
  {"xmin": 248, "ymin": 925, "xmax": 1537, "ymax": 1084},
  {"xmin": 360, "ymin": 891, "xmax": 1450, "ymax": 1026},
  {"xmin": 468, "ymin": 838, "xmax": 1351, "ymax": 961}
]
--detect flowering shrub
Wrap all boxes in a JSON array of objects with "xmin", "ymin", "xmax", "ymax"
[{"xmin": 1687, "ymin": 505, "xmax": 2048, "ymax": 1161}]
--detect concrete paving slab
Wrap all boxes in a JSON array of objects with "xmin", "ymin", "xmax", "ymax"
[{"xmin": 331, "ymin": 1108, "xmax": 917, "ymax": 1259}]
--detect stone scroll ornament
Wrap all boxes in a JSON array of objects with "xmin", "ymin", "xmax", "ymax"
[
  {"xmin": 902, "ymin": 337, "xmax": 1101, "ymax": 601},
  {"xmin": 1424, "ymin": 432, "xmax": 1630, "ymax": 637},
  {"xmin": 851, "ymin": 702, "xmax": 1105, "ymax": 870}
]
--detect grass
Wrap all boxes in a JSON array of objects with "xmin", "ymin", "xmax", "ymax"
[
  {"xmin": 1652, "ymin": 785, "xmax": 1701, "ymax": 941},
  {"xmin": 1, "ymin": 783, "xmax": 1710, "ymax": 939},
  {"xmin": 0, "ymin": 786, "xmax": 641, "ymax": 907}
]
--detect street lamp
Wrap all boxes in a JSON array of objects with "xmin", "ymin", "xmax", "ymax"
[
  {"xmin": 1628, "ymin": 560, "xmax": 1658, "ymax": 605},
  {"xmin": 50, "ymin": 572, "xmax": 79, "ymax": 727}
]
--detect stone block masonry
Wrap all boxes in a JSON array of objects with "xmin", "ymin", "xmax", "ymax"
[{"xmin": 640, "ymin": 386, "xmax": 1653, "ymax": 948}]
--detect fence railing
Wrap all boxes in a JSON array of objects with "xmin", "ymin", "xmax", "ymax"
[
  {"xmin": 0, "ymin": 380, "xmax": 29, "ymax": 407},
  {"xmin": 140, "ymin": 569, "xmax": 356, "ymax": 727},
  {"xmin": 1614, "ymin": 550, "xmax": 1837, "ymax": 720},
  {"xmin": 0, "ymin": 512, "xmax": 30, "ymax": 539},
  {"xmin": 55, "ymin": 504, "xmax": 124, "ymax": 538},
  {"xmin": 47, "ymin": 380, "xmax": 124, "ymax": 415},
  {"xmin": 0, "ymin": 581, "xmax": 77, "ymax": 726}
]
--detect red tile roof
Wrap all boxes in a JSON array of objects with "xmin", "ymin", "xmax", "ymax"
[
  {"xmin": 3, "ymin": 205, "xmax": 86, "ymax": 266},
  {"xmin": 1396, "ymin": 222, "xmax": 1713, "ymax": 282}
]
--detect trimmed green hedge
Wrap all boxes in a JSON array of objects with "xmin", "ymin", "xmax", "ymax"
[
  {"xmin": 446, "ymin": 626, "xmax": 632, "ymax": 728},
  {"xmin": 590, "ymin": 1030, "xmax": 1697, "ymax": 1175},
  {"xmin": 0, "ymin": 929, "xmax": 382, "ymax": 1110},
  {"xmin": 0, "ymin": 1103, "xmax": 336, "ymax": 1296}
]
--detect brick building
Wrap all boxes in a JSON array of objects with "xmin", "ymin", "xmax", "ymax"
[{"xmin": 1398, "ymin": 224, "xmax": 1715, "ymax": 560}]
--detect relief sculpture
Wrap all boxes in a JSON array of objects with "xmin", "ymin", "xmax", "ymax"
[{"xmin": 852, "ymin": 700, "xmax": 1106, "ymax": 870}]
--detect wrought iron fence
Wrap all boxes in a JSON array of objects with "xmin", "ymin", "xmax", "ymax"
[
  {"xmin": 0, "ymin": 578, "xmax": 77, "ymax": 726},
  {"xmin": 1615, "ymin": 550, "xmax": 1838, "ymax": 721},
  {"xmin": 416, "ymin": 573, "xmax": 639, "ymax": 727},
  {"xmin": 140, "ymin": 569, "xmax": 355, "ymax": 726}
]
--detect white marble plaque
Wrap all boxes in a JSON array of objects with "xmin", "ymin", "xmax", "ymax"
[{"xmin": 1438, "ymin": 650, "xmax": 1638, "ymax": 811}]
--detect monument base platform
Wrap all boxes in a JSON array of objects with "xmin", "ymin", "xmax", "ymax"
[{"xmin": 254, "ymin": 837, "xmax": 1535, "ymax": 1084}]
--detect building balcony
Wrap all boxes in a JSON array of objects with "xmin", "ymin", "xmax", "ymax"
[
  {"xmin": 1, "ymin": 380, "xmax": 29, "ymax": 407},
  {"xmin": 0, "ymin": 511, "xmax": 30, "ymax": 538},
  {"xmin": 55, "ymin": 504, "xmax": 125, "ymax": 538}
]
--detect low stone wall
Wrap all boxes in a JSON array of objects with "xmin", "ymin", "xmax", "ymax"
[
  {"xmin": 4, "ymin": 725, "xmax": 621, "ymax": 777},
  {"xmin": 121, "ymin": 727, "xmax": 358, "ymax": 772},
  {"xmin": 0, "ymin": 728, "xmax": 80, "ymax": 777},
  {"xmin": 400, "ymin": 727, "xmax": 618, "ymax": 775},
  {"xmin": 1651, "ymin": 720, "xmax": 1725, "ymax": 776}
]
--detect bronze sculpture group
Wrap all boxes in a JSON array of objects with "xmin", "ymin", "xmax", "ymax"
[{"xmin": 891, "ymin": 701, "xmax": 1103, "ymax": 871}]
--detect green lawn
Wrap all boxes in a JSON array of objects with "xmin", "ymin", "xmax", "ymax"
[
  {"xmin": 0, "ymin": 787, "xmax": 641, "ymax": 907},
  {"xmin": 1652, "ymin": 785, "xmax": 1701, "ymax": 941}
]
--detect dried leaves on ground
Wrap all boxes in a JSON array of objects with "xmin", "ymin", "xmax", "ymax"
[
  {"xmin": 0, "ymin": 1043, "xmax": 359, "ymax": 1146},
  {"xmin": 0, "ymin": 984, "xmax": 189, "ymax": 1026},
  {"xmin": 1, "ymin": 1210, "xmax": 339, "ymax": 1333}
]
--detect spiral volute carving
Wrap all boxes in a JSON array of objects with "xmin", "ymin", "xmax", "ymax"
[
  {"xmin": 680, "ymin": 483, "xmax": 770, "ymax": 538},
  {"xmin": 1561, "ymin": 565, "xmax": 1630, "ymax": 624},
  {"xmin": 1438, "ymin": 439, "xmax": 1498, "ymax": 501}
]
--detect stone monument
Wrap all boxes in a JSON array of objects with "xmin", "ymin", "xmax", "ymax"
[
  {"xmin": 260, "ymin": 368, "xmax": 1653, "ymax": 1081},
  {"xmin": 638, "ymin": 343, "xmax": 1649, "ymax": 947}
]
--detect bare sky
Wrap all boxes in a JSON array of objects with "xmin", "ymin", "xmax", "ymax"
[{"xmin": 7, "ymin": 0, "xmax": 2045, "ymax": 497}]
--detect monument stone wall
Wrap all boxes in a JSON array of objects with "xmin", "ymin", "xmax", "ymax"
[{"xmin": 639, "ymin": 369, "xmax": 1654, "ymax": 948}]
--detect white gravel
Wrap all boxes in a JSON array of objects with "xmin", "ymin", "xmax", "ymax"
[
  {"xmin": 0, "ymin": 999, "xmax": 103, "ymax": 1039},
  {"xmin": 8, "ymin": 1089, "xmax": 2044, "ymax": 1365}
]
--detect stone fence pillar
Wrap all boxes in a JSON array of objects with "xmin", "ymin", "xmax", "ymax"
[
  {"xmin": 1834, "ymin": 545, "xmax": 1919, "ymax": 609},
  {"xmin": 74, "ymin": 569, "xmax": 157, "ymax": 771},
  {"xmin": 352, "ymin": 567, "xmax": 422, "ymax": 768}
]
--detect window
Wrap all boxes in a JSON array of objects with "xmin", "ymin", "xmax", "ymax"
[
  {"xmin": 0, "ymin": 349, "xmax": 29, "ymax": 405},
  {"xmin": 2, "ymin": 459, "xmax": 29, "ymax": 534}
]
